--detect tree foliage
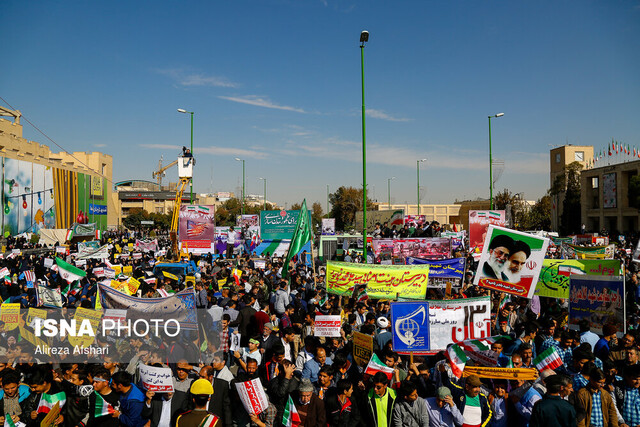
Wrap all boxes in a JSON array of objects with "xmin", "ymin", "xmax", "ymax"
[
  {"xmin": 214, "ymin": 198, "xmax": 274, "ymax": 227},
  {"xmin": 328, "ymin": 186, "xmax": 377, "ymax": 231},
  {"xmin": 493, "ymin": 189, "xmax": 528, "ymax": 229},
  {"xmin": 524, "ymin": 195, "xmax": 552, "ymax": 230},
  {"xmin": 311, "ymin": 202, "xmax": 324, "ymax": 230},
  {"xmin": 122, "ymin": 208, "xmax": 171, "ymax": 230}
]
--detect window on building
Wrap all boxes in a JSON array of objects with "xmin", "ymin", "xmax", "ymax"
[
  {"xmin": 555, "ymin": 153, "xmax": 561, "ymax": 163},
  {"xmin": 591, "ymin": 177, "xmax": 599, "ymax": 189}
]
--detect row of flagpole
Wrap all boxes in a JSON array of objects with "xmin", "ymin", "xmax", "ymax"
[{"xmin": 587, "ymin": 139, "xmax": 640, "ymax": 169}]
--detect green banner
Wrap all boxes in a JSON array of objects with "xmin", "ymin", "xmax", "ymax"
[
  {"xmin": 535, "ymin": 259, "xmax": 622, "ymax": 299},
  {"xmin": 260, "ymin": 210, "xmax": 311, "ymax": 240}
]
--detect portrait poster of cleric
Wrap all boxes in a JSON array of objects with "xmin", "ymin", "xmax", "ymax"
[{"xmin": 473, "ymin": 225, "xmax": 549, "ymax": 298}]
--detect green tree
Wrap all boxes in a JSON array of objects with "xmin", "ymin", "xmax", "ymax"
[
  {"xmin": 214, "ymin": 198, "xmax": 274, "ymax": 226},
  {"xmin": 493, "ymin": 189, "xmax": 528, "ymax": 229},
  {"xmin": 328, "ymin": 186, "xmax": 377, "ymax": 231},
  {"xmin": 628, "ymin": 175, "xmax": 640, "ymax": 209},
  {"xmin": 123, "ymin": 208, "xmax": 148, "ymax": 230},
  {"xmin": 560, "ymin": 162, "xmax": 583, "ymax": 235},
  {"xmin": 523, "ymin": 195, "xmax": 552, "ymax": 230},
  {"xmin": 311, "ymin": 202, "xmax": 323, "ymax": 230}
]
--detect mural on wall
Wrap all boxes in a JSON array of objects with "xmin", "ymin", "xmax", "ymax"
[
  {"xmin": 2, "ymin": 158, "xmax": 56, "ymax": 236},
  {"xmin": 1, "ymin": 157, "xmax": 108, "ymax": 236}
]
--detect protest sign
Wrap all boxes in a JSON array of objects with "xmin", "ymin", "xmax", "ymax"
[
  {"xmin": 132, "ymin": 252, "xmax": 142, "ymax": 260},
  {"xmin": 535, "ymin": 259, "xmax": 622, "ymax": 299},
  {"xmin": 326, "ymin": 261, "xmax": 429, "ymax": 300},
  {"xmin": 135, "ymin": 239, "xmax": 158, "ymax": 253},
  {"xmin": 140, "ymin": 364, "xmax": 174, "ymax": 392},
  {"xmin": 569, "ymin": 275, "xmax": 625, "ymax": 334},
  {"xmin": 0, "ymin": 303, "xmax": 20, "ymax": 330},
  {"xmin": 321, "ymin": 218, "xmax": 336, "ymax": 235},
  {"xmin": 394, "ymin": 238, "xmax": 451, "ymax": 260},
  {"xmin": 564, "ymin": 243, "xmax": 616, "ymax": 260},
  {"xmin": 0, "ymin": 267, "xmax": 9, "ymax": 278},
  {"xmin": 36, "ymin": 284, "xmax": 63, "ymax": 308},
  {"xmin": 469, "ymin": 210, "xmax": 505, "ymax": 256},
  {"xmin": 230, "ymin": 333, "xmax": 242, "ymax": 352},
  {"xmin": 260, "ymin": 210, "xmax": 311, "ymax": 240},
  {"xmin": 104, "ymin": 268, "xmax": 115, "ymax": 279},
  {"xmin": 44, "ymin": 258, "xmax": 54, "ymax": 268},
  {"xmin": 123, "ymin": 266, "xmax": 133, "ymax": 276},
  {"xmin": 237, "ymin": 214, "xmax": 260, "ymax": 227},
  {"xmin": 254, "ymin": 260, "xmax": 266, "ymax": 270},
  {"xmin": 353, "ymin": 332, "xmax": 374, "ymax": 367},
  {"xmin": 103, "ymin": 309, "xmax": 127, "ymax": 324},
  {"xmin": 404, "ymin": 215, "xmax": 427, "ymax": 227},
  {"xmin": 77, "ymin": 244, "xmax": 109, "ymax": 260},
  {"xmin": 441, "ymin": 231, "xmax": 465, "ymax": 250},
  {"xmin": 428, "ymin": 297, "xmax": 491, "ymax": 351},
  {"xmin": 27, "ymin": 307, "xmax": 47, "ymax": 327},
  {"xmin": 405, "ymin": 257, "xmax": 465, "ymax": 279},
  {"xmin": 40, "ymin": 402, "xmax": 61, "ymax": 427},
  {"xmin": 93, "ymin": 267, "xmax": 105, "ymax": 277},
  {"xmin": 314, "ymin": 315, "xmax": 342, "ymax": 337},
  {"xmin": 463, "ymin": 366, "xmax": 538, "ymax": 381},
  {"xmin": 474, "ymin": 226, "xmax": 549, "ymax": 298},
  {"xmin": 390, "ymin": 302, "xmax": 430, "ymax": 352},
  {"xmin": 179, "ymin": 205, "xmax": 215, "ymax": 250},
  {"xmin": 235, "ymin": 379, "xmax": 269, "ymax": 415},
  {"xmin": 75, "ymin": 259, "xmax": 87, "ymax": 267}
]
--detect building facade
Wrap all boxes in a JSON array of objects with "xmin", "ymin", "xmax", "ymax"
[
  {"xmin": 550, "ymin": 145, "xmax": 593, "ymax": 231},
  {"xmin": 581, "ymin": 160, "xmax": 640, "ymax": 233}
]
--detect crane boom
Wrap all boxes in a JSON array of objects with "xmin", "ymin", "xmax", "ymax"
[{"xmin": 152, "ymin": 159, "xmax": 179, "ymax": 187}]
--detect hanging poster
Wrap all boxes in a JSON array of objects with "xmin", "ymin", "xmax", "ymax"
[
  {"xmin": 260, "ymin": 210, "xmax": 311, "ymax": 240},
  {"xmin": 321, "ymin": 218, "xmax": 336, "ymax": 235},
  {"xmin": 405, "ymin": 257, "xmax": 465, "ymax": 279},
  {"xmin": 237, "ymin": 214, "xmax": 260, "ymax": 228},
  {"xmin": 474, "ymin": 226, "xmax": 549, "ymax": 298},
  {"xmin": 178, "ymin": 205, "xmax": 215, "ymax": 250},
  {"xmin": 404, "ymin": 215, "xmax": 427, "ymax": 228},
  {"xmin": 569, "ymin": 275, "xmax": 624, "ymax": 335},
  {"xmin": 603, "ymin": 172, "xmax": 617, "ymax": 208},
  {"xmin": 326, "ymin": 261, "xmax": 429, "ymax": 300},
  {"xmin": 469, "ymin": 210, "xmax": 505, "ymax": 258},
  {"xmin": 390, "ymin": 302, "xmax": 430, "ymax": 352}
]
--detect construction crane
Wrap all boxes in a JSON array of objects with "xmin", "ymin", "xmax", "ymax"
[{"xmin": 152, "ymin": 156, "xmax": 179, "ymax": 188}]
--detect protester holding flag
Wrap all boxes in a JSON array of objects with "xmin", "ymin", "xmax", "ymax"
[
  {"xmin": 87, "ymin": 368, "xmax": 119, "ymax": 427},
  {"xmin": 291, "ymin": 378, "xmax": 326, "ymax": 427},
  {"xmin": 0, "ymin": 369, "xmax": 31, "ymax": 426},
  {"xmin": 25, "ymin": 365, "xmax": 66, "ymax": 426}
]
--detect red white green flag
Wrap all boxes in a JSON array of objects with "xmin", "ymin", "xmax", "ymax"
[
  {"xmin": 93, "ymin": 392, "xmax": 115, "ymax": 417},
  {"xmin": 36, "ymin": 392, "xmax": 66, "ymax": 414},
  {"xmin": 445, "ymin": 344, "xmax": 468, "ymax": 378},
  {"xmin": 282, "ymin": 395, "xmax": 301, "ymax": 427},
  {"xmin": 364, "ymin": 353, "xmax": 394, "ymax": 380},
  {"xmin": 533, "ymin": 346, "xmax": 563, "ymax": 372}
]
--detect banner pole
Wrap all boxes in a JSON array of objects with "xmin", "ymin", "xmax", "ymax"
[{"xmin": 311, "ymin": 239, "xmax": 317, "ymax": 285}]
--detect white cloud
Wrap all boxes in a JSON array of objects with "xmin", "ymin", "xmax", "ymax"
[
  {"xmin": 139, "ymin": 144, "xmax": 268, "ymax": 159},
  {"xmin": 366, "ymin": 108, "xmax": 411, "ymax": 122},
  {"xmin": 218, "ymin": 95, "xmax": 305, "ymax": 113},
  {"xmin": 94, "ymin": 143, "xmax": 106, "ymax": 148},
  {"xmin": 156, "ymin": 68, "xmax": 238, "ymax": 88}
]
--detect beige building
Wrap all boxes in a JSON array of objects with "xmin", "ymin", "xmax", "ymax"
[
  {"xmin": 381, "ymin": 203, "xmax": 461, "ymax": 226},
  {"xmin": 550, "ymin": 145, "xmax": 593, "ymax": 231},
  {"xmin": 0, "ymin": 106, "xmax": 116, "ymax": 231},
  {"xmin": 581, "ymin": 160, "xmax": 640, "ymax": 233}
]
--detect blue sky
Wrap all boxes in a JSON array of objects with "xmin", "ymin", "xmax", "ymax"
[{"xmin": 3, "ymin": 1, "xmax": 640, "ymax": 209}]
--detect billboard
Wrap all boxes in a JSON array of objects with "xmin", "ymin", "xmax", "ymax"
[
  {"xmin": 603, "ymin": 172, "xmax": 617, "ymax": 208},
  {"xmin": 178, "ymin": 205, "xmax": 215, "ymax": 249},
  {"xmin": 321, "ymin": 218, "xmax": 335, "ymax": 235},
  {"xmin": 469, "ymin": 210, "xmax": 505, "ymax": 255},
  {"xmin": 372, "ymin": 238, "xmax": 451, "ymax": 260},
  {"xmin": 260, "ymin": 210, "xmax": 311, "ymax": 240},
  {"xmin": 569, "ymin": 275, "xmax": 624, "ymax": 335}
]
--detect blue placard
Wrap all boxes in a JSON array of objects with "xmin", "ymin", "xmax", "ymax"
[
  {"xmin": 406, "ymin": 257, "xmax": 465, "ymax": 279},
  {"xmin": 89, "ymin": 203, "xmax": 108, "ymax": 215},
  {"xmin": 390, "ymin": 301, "xmax": 430, "ymax": 352}
]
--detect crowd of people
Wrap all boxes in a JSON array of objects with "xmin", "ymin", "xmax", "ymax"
[{"xmin": 0, "ymin": 228, "xmax": 639, "ymax": 427}]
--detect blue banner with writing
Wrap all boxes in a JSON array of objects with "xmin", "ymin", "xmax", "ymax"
[
  {"xmin": 405, "ymin": 257, "xmax": 465, "ymax": 279},
  {"xmin": 569, "ymin": 275, "xmax": 624, "ymax": 335},
  {"xmin": 390, "ymin": 301, "xmax": 430, "ymax": 352}
]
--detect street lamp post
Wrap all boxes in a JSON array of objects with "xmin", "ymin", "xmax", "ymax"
[
  {"xmin": 360, "ymin": 30, "xmax": 369, "ymax": 262},
  {"xmin": 259, "ymin": 177, "xmax": 267, "ymax": 211},
  {"xmin": 488, "ymin": 112, "xmax": 504, "ymax": 209},
  {"xmin": 387, "ymin": 176, "xmax": 395, "ymax": 209},
  {"xmin": 177, "ymin": 108, "xmax": 194, "ymax": 203},
  {"xmin": 235, "ymin": 158, "xmax": 245, "ymax": 215},
  {"xmin": 417, "ymin": 159, "xmax": 427, "ymax": 215}
]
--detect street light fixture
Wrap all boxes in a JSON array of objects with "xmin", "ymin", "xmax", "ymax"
[
  {"xmin": 417, "ymin": 159, "xmax": 427, "ymax": 215},
  {"xmin": 258, "ymin": 177, "xmax": 267, "ymax": 211},
  {"xmin": 360, "ymin": 30, "xmax": 369, "ymax": 262},
  {"xmin": 235, "ymin": 157, "xmax": 245, "ymax": 215},
  {"xmin": 177, "ymin": 108, "xmax": 194, "ymax": 203},
  {"xmin": 488, "ymin": 112, "xmax": 504, "ymax": 209},
  {"xmin": 387, "ymin": 177, "xmax": 395, "ymax": 208}
]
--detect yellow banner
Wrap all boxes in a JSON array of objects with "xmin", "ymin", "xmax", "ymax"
[
  {"xmin": 185, "ymin": 275, "xmax": 196, "ymax": 286},
  {"xmin": 0, "ymin": 303, "xmax": 21, "ymax": 331},
  {"xmin": 353, "ymin": 331, "xmax": 374, "ymax": 367},
  {"xmin": 111, "ymin": 280, "xmax": 126, "ymax": 293},
  {"xmin": 219, "ymin": 277, "xmax": 227, "ymax": 287},
  {"xmin": 123, "ymin": 266, "xmax": 133, "ymax": 276},
  {"xmin": 126, "ymin": 277, "xmax": 141, "ymax": 295},
  {"xmin": 115, "ymin": 244, "xmax": 122, "ymax": 253},
  {"xmin": 113, "ymin": 265, "xmax": 122, "ymax": 275},
  {"xmin": 163, "ymin": 271, "xmax": 179, "ymax": 281},
  {"xmin": 326, "ymin": 261, "xmax": 430, "ymax": 300},
  {"xmin": 68, "ymin": 308, "xmax": 102, "ymax": 348},
  {"xmin": 26, "ymin": 308, "xmax": 48, "ymax": 326},
  {"xmin": 463, "ymin": 366, "xmax": 538, "ymax": 381}
]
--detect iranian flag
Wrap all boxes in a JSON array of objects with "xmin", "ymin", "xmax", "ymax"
[
  {"xmin": 477, "ymin": 212, "xmax": 487, "ymax": 218},
  {"xmin": 488, "ymin": 211, "xmax": 501, "ymax": 219},
  {"xmin": 558, "ymin": 265, "xmax": 585, "ymax": 277},
  {"xmin": 3, "ymin": 414, "xmax": 26, "ymax": 427},
  {"xmin": 459, "ymin": 340, "xmax": 490, "ymax": 352},
  {"xmin": 65, "ymin": 228, "xmax": 74, "ymax": 241},
  {"xmin": 364, "ymin": 353, "xmax": 394, "ymax": 380},
  {"xmin": 55, "ymin": 257, "xmax": 87, "ymax": 283},
  {"xmin": 533, "ymin": 346, "xmax": 563, "ymax": 372},
  {"xmin": 186, "ymin": 205, "xmax": 211, "ymax": 215},
  {"xmin": 37, "ymin": 392, "xmax": 66, "ymax": 414},
  {"xmin": 445, "ymin": 344, "xmax": 468, "ymax": 378},
  {"xmin": 282, "ymin": 395, "xmax": 301, "ymax": 427},
  {"xmin": 94, "ymin": 392, "xmax": 115, "ymax": 417}
]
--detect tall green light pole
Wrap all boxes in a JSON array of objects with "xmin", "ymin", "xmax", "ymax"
[
  {"xmin": 235, "ymin": 157, "xmax": 245, "ymax": 214},
  {"xmin": 177, "ymin": 108, "xmax": 194, "ymax": 203},
  {"xmin": 387, "ymin": 176, "xmax": 395, "ymax": 208},
  {"xmin": 259, "ymin": 177, "xmax": 267, "ymax": 210},
  {"xmin": 417, "ymin": 159, "xmax": 427, "ymax": 215},
  {"xmin": 360, "ymin": 30, "xmax": 369, "ymax": 262},
  {"xmin": 488, "ymin": 113, "xmax": 504, "ymax": 209}
]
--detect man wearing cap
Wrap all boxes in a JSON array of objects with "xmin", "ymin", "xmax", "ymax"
[
  {"xmin": 481, "ymin": 235, "xmax": 514, "ymax": 281},
  {"xmin": 440, "ymin": 370, "xmax": 492, "ymax": 427},
  {"xmin": 293, "ymin": 378, "xmax": 326, "ymax": 427},
  {"xmin": 176, "ymin": 379, "xmax": 219, "ymax": 427},
  {"xmin": 529, "ymin": 375, "xmax": 576, "ymax": 427},
  {"xmin": 425, "ymin": 386, "xmax": 465, "ymax": 427}
]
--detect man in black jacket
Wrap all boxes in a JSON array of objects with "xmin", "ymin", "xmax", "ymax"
[
  {"xmin": 530, "ymin": 375, "xmax": 576, "ymax": 427},
  {"xmin": 141, "ymin": 390, "xmax": 188, "ymax": 427},
  {"xmin": 198, "ymin": 365, "xmax": 232, "ymax": 427},
  {"xmin": 229, "ymin": 294, "xmax": 258, "ymax": 347}
]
